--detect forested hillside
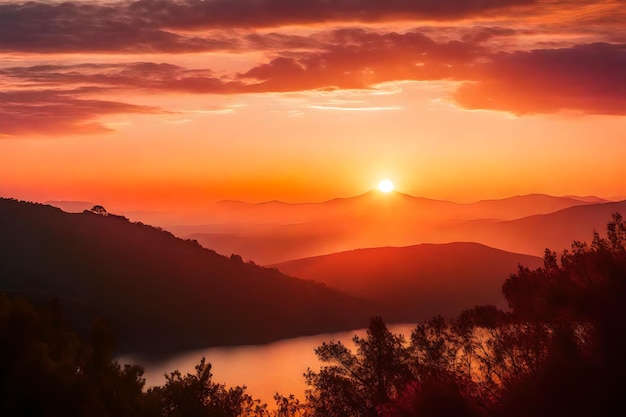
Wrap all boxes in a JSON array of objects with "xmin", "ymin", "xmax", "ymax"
[
  {"xmin": 274, "ymin": 242, "xmax": 543, "ymax": 320},
  {"xmin": 3, "ymin": 213, "xmax": 624, "ymax": 417},
  {"xmin": 0, "ymin": 198, "xmax": 373, "ymax": 355}
]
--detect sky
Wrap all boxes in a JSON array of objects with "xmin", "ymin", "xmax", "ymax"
[{"xmin": 1, "ymin": 0, "xmax": 625, "ymax": 212}]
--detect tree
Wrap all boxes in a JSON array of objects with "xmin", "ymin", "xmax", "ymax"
[
  {"xmin": 493, "ymin": 212, "xmax": 626, "ymax": 417},
  {"xmin": 144, "ymin": 357, "xmax": 267, "ymax": 417},
  {"xmin": 0, "ymin": 295, "xmax": 146, "ymax": 417},
  {"xmin": 305, "ymin": 317, "xmax": 413, "ymax": 417},
  {"xmin": 273, "ymin": 393, "xmax": 309, "ymax": 417},
  {"xmin": 89, "ymin": 205, "xmax": 108, "ymax": 216}
]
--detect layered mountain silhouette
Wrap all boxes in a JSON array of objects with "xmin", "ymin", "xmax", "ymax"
[
  {"xmin": 273, "ymin": 243, "xmax": 543, "ymax": 321},
  {"xmin": 0, "ymin": 198, "xmax": 374, "ymax": 356},
  {"xmin": 446, "ymin": 200, "xmax": 626, "ymax": 255},
  {"xmin": 205, "ymin": 191, "xmax": 604, "ymax": 224},
  {"xmin": 178, "ymin": 192, "xmax": 611, "ymax": 263},
  {"xmin": 7, "ymin": 193, "xmax": 621, "ymax": 356}
]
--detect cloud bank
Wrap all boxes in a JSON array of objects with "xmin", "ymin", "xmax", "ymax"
[{"xmin": 1, "ymin": 0, "xmax": 624, "ymax": 136}]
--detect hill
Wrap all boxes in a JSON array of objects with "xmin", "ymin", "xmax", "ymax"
[
  {"xmin": 272, "ymin": 242, "xmax": 543, "ymax": 321},
  {"xmin": 205, "ymin": 192, "xmax": 601, "ymax": 225},
  {"xmin": 188, "ymin": 195, "xmax": 604, "ymax": 264},
  {"xmin": 0, "ymin": 198, "xmax": 374, "ymax": 356},
  {"xmin": 445, "ymin": 200, "xmax": 626, "ymax": 256}
]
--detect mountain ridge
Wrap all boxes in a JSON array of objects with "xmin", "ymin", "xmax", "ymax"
[
  {"xmin": 185, "ymin": 194, "xmax": 614, "ymax": 264},
  {"xmin": 272, "ymin": 242, "xmax": 544, "ymax": 321},
  {"xmin": 214, "ymin": 192, "xmax": 608, "ymax": 207},
  {"xmin": 0, "ymin": 198, "xmax": 374, "ymax": 356}
]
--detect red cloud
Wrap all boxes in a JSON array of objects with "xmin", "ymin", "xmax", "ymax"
[
  {"xmin": 1, "ymin": 62, "xmax": 240, "ymax": 94},
  {"xmin": 137, "ymin": 0, "xmax": 534, "ymax": 28},
  {"xmin": 240, "ymin": 29, "xmax": 484, "ymax": 91},
  {"xmin": 0, "ymin": 89, "xmax": 164, "ymax": 136},
  {"xmin": 0, "ymin": 2, "xmax": 240, "ymax": 53},
  {"xmin": 0, "ymin": 0, "xmax": 533, "ymax": 53},
  {"xmin": 3, "ymin": 34, "xmax": 624, "ymax": 126},
  {"xmin": 454, "ymin": 43, "xmax": 626, "ymax": 115},
  {"xmin": 4, "ymin": 29, "xmax": 484, "ymax": 93}
]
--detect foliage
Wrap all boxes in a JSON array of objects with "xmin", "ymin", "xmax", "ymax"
[
  {"xmin": 273, "ymin": 394, "xmax": 309, "ymax": 417},
  {"xmin": 143, "ymin": 357, "xmax": 267, "ymax": 417},
  {"xmin": 0, "ymin": 296, "xmax": 274, "ymax": 417},
  {"xmin": 0, "ymin": 295, "xmax": 145, "ymax": 417},
  {"xmin": 303, "ymin": 213, "xmax": 626, "ymax": 417},
  {"xmin": 3, "ymin": 211, "xmax": 626, "ymax": 417},
  {"xmin": 0, "ymin": 197, "xmax": 372, "ymax": 355},
  {"xmin": 305, "ymin": 317, "xmax": 413, "ymax": 417}
]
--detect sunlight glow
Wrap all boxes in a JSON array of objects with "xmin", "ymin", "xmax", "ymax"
[{"xmin": 378, "ymin": 179, "xmax": 394, "ymax": 193}]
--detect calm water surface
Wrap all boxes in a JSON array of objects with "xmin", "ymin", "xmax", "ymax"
[{"xmin": 118, "ymin": 323, "xmax": 417, "ymax": 405}]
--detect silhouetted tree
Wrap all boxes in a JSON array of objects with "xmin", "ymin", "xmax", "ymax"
[
  {"xmin": 493, "ymin": 213, "xmax": 626, "ymax": 417},
  {"xmin": 273, "ymin": 393, "xmax": 309, "ymax": 417},
  {"xmin": 379, "ymin": 380, "xmax": 481, "ymax": 417},
  {"xmin": 305, "ymin": 214, "xmax": 626, "ymax": 417},
  {"xmin": 4, "ymin": 206, "xmax": 626, "ymax": 417},
  {"xmin": 90, "ymin": 205, "xmax": 108, "ymax": 215},
  {"xmin": 305, "ymin": 317, "xmax": 413, "ymax": 417},
  {"xmin": 0, "ymin": 295, "xmax": 146, "ymax": 417},
  {"xmin": 144, "ymin": 357, "xmax": 267, "ymax": 417}
]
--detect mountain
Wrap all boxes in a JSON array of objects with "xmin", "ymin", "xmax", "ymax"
[
  {"xmin": 561, "ymin": 195, "xmax": 609, "ymax": 204},
  {"xmin": 0, "ymin": 198, "xmax": 374, "ymax": 356},
  {"xmin": 453, "ymin": 193, "xmax": 610, "ymax": 221},
  {"xmin": 182, "ymin": 193, "xmax": 607, "ymax": 264},
  {"xmin": 446, "ymin": 200, "xmax": 626, "ymax": 256},
  {"xmin": 272, "ymin": 242, "xmax": 543, "ymax": 321},
  {"xmin": 206, "ymin": 192, "xmax": 605, "ymax": 225}
]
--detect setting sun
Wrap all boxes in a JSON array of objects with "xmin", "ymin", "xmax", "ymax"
[{"xmin": 378, "ymin": 179, "xmax": 394, "ymax": 193}]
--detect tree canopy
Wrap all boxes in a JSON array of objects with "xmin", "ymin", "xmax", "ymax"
[
  {"xmin": 2, "ymin": 213, "xmax": 625, "ymax": 417},
  {"xmin": 303, "ymin": 213, "xmax": 626, "ymax": 417}
]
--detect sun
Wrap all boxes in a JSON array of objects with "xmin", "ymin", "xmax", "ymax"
[{"xmin": 378, "ymin": 179, "xmax": 394, "ymax": 193}]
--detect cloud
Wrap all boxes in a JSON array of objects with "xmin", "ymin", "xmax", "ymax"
[
  {"xmin": 2, "ymin": 29, "xmax": 484, "ymax": 93},
  {"xmin": 239, "ymin": 29, "xmax": 485, "ymax": 91},
  {"xmin": 0, "ymin": 0, "xmax": 534, "ymax": 53},
  {"xmin": 454, "ymin": 42, "xmax": 626, "ymax": 115},
  {"xmin": 308, "ymin": 105, "xmax": 403, "ymax": 111},
  {"xmin": 3, "ymin": 33, "xmax": 624, "ymax": 125},
  {"xmin": 0, "ymin": 89, "xmax": 164, "ymax": 136},
  {"xmin": 0, "ymin": 1, "xmax": 243, "ymax": 53},
  {"xmin": 459, "ymin": 27, "xmax": 517, "ymax": 44},
  {"xmin": 1, "ymin": 62, "xmax": 239, "ymax": 94},
  {"xmin": 135, "ymin": 0, "xmax": 535, "ymax": 28}
]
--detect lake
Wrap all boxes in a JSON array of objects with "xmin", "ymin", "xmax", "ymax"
[{"xmin": 118, "ymin": 323, "xmax": 417, "ymax": 406}]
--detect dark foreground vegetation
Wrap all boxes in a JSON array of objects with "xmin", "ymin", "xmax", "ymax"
[
  {"xmin": 2, "ymin": 212, "xmax": 625, "ymax": 416},
  {"xmin": 0, "ymin": 198, "xmax": 372, "ymax": 355}
]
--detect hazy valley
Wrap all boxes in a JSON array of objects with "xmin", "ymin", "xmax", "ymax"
[
  {"xmin": 9, "ymin": 191, "xmax": 623, "ymax": 354},
  {"xmin": 4, "ymin": 191, "xmax": 626, "ymax": 414}
]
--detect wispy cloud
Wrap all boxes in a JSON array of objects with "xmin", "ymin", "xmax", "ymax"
[
  {"xmin": 1, "ymin": 29, "xmax": 486, "ymax": 94},
  {"xmin": 0, "ymin": 89, "xmax": 164, "ymax": 136},
  {"xmin": 308, "ymin": 105, "xmax": 403, "ymax": 111},
  {"xmin": 454, "ymin": 42, "xmax": 626, "ymax": 115},
  {"xmin": 0, "ymin": 0, "xmax": 535, "ymax": 53},
  {"xmin": 2, "ymin": 1, "xmax": 625, "ymax": 136}
]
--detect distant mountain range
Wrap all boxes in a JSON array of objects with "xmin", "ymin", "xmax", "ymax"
[
  {"xmin": 3, "ymin": 194, "xmax": 621, "ymax": 355},
  {"xmin": 45, "ymin": 193, "xmax": 622, "ymax": 265},
  {"xmin": 444, "ymin": 200, "xmax": 626, "ymax": 256},
  {"xmin": 206, "ymin": 192, "xmax": 608, "ymax": 225},
  {"xmin": 177, "ymin": 193, "xmax": 617, "ymax": 263},
  {"xmin": 0, "ymin": 198, "xmax": 373, "ymax": 356},
  {"xmin": 272, "ymin": 242, "xmax": 543, "ymax": 321}
]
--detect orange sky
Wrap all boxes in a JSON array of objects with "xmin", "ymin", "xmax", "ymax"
[{"xmin": 1, "ymin": 0, "xmax": 625, "ymax": 213}]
